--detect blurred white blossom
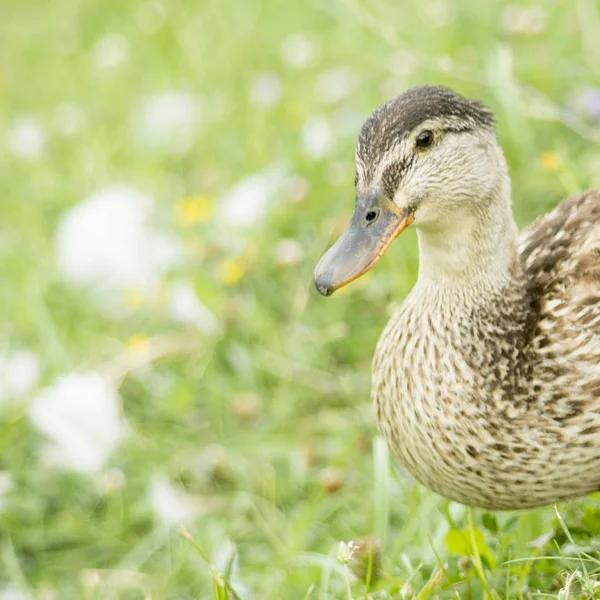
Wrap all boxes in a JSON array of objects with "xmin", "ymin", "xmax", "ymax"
[
  {"xmin": 134, "ymin": 91, "xmax": 201, "ymax": 155},
  {"xmin": 91, "ymin": 33, "xmax": 130, "ymax": 68},
  {"xmin": 29, "ymin": 373, "xmax": 127, "ymax": 473},
  {"xmin": 249, "ymin": 73, "xmax": 282, "ymax": 108},
  {"xmin": 56, "ymin": 185, "xmax": 180, "ymax": 294},
  {"xmin": 301, "ymin": 115, "xmax": 333, "ymax": 159},
  {"xmin": 53, "ymin": 104, "xmax": 86, "ymax": 136},
  {"xmin": 218, "ymin": 164, "xmax": 289, "ymax": 229},
  {"xmin": 337, "ymin": 540, "xmax": 357, "ymax": 564},
  {"xmin": 316, "ymin": 68, "xmax": 354, "ymax": 104},
  {"xmin": 0, "ymin": 349, "xmax": 40, "ymax": 403},
  {"xmin": 281, "ymin": 34, "xmax": 316, "ymax": 68},
  {"xmin": 148, "ymin": 475, "xmax": 201, "ymax": 526},
  {"xmin": 168, "ymin": 281, "xmax": 220, "ymax": 334},
  {"xmin": 7, "ymin": 117, "xmax": 46, "ymax": 160}
]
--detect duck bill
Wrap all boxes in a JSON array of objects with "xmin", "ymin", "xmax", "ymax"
[{"xmin": 314, "ymin": 197, "xmax": 414, "ymax": 296}]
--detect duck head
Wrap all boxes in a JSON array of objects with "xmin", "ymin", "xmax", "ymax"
[{"xmin": 314, "ymin": 85, "xmax": 508, "ymax": 296}]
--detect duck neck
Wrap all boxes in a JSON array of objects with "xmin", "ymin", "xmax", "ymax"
[{"xmin": 416, "ymin": 190, "xmax": 519, "ymax": 297}]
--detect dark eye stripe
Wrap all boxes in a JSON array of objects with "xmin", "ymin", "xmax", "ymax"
[
  {"xmin": 440, "ymin": 125, "xmax": 475, "ymax": 136},
  {"xmin": 381, "ymin": 156, "xmax": 413, "ymax": 198}
]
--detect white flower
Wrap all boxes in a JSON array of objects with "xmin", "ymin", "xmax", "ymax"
[
  {"xmin": 148, "ymin": 475, "xmax": 201, "ymax": 526},
  {"xmin": 29, "ymin": 372, "xmax": 127, "ymax": 473},
  {"xmin": 337, "ymin": 540, "xmax": 357, "ymax": 564},
  {"xmin": 301, "ymin": 115, "xmax": 333, "ymax": 159},
  {"xmin": 218, "ymin": 164, "xmax": 289, "ymax": 229},
  {"xmin": 56, "ymin": 185, "xmax": 180, "ymax": 294},
  {"xmin": 249, "ymin": 73, "xmax": 282, "ymax": 108},
  {"xmin": 315, "ymin": 68, "xmax": 354, "ymax": 104},
  {"xmin": 0, "ymin": 349, "xmax": 40, "ymax": 403},
  {"xmin": 281, "ymin": 34, "xmax": 316, "ymax": 68},
  {"xmin": 134, "ymin": 91, "xmax": 201, "ymax": 155},
  {"xmin": 168, "ymin": 281, "xmax": 220, "ymax": 334},
  {"xmin": 91, "ymin": 33, "xmax": 130, "ymax": 69},
  {"xmin": 7, "ymin": 117, "xmax": 46, "ymax": 160}
]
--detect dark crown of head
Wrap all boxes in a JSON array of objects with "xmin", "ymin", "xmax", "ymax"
[{"xmin": 357, "ymin": 85, "xmax": 494, "ymax": 164}]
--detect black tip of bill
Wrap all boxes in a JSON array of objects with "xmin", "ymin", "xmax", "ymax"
[{"xmin": 314, "ymin": 280, "xmax": 334, "ymax": 296}]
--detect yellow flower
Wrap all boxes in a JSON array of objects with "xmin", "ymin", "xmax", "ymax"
[
  {"xmin": 540, "ymin": 151, "xmax": 562, "ymax": 172},
  {"xmin": 123, "ymin": 288, "xmax": 144, "ymax": 311},
  {"xmin": 174, "ymin": 195, "xmax": 213, "ymax": 226},
  {"xmin": 218, "ymin": 259, "xmax": 244, "ymax": 285},
  {"xmin": 127, "ymin": 334, "xmax": 150, "ymax": 356}
]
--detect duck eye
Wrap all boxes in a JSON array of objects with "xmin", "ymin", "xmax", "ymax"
[{"xmin": 416, "ymin": 130, "xmax": 434, "ymax": 149}]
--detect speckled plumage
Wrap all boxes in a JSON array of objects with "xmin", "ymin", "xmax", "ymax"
[
  {"xmin": 351, "ymin": 87, "xmax": 600, "ymax": 509},
  {"xmin": 373, "ymin": 192, "xmax": 600, "ymax": 508}
]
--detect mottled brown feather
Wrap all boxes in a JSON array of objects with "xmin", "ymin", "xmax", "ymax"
[{"xmin": 372, "ymin": 190, "xmax": 600, "ymax": 509}]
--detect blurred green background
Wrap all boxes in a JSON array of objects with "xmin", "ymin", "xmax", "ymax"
[{"xmin": 3, "ymin": 0, "xmax": 600, "ymax": 598}]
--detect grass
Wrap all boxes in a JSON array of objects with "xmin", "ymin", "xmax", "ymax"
[{"xmin": 2, "ymin": 0, "xmax": 600, "ymax": 597}]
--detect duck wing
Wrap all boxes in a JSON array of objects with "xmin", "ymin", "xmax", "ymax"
[
  {"xmin": 520, "ymin": 191, "xmax": 600, "ymax": 295},
  {"xmin": 519, "ymin": 191, "xmax": 600, "ymax": 391}
]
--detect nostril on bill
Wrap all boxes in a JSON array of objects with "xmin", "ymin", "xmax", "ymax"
[{"xmin": 365, "ymin": 210, "xmax": 378, "ymax": 223}]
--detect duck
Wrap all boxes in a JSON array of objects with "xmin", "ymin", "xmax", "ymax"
[{"xmin": 313, "ymin": 85, "xmax": 600, "ymax": 510}]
